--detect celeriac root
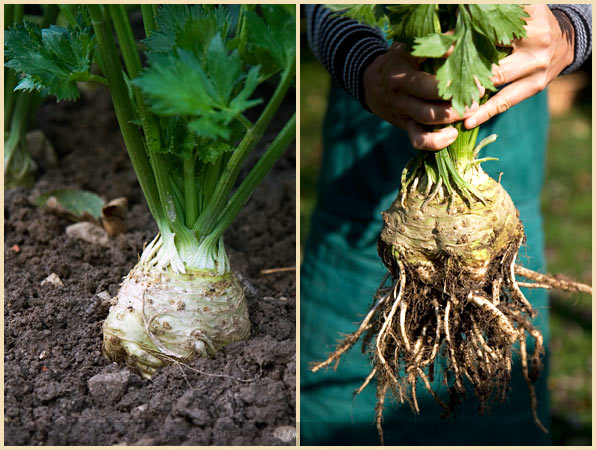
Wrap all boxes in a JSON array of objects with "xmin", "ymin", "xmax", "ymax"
[{"xmin": 311, "ymin": 251, "xmax": 590, "ymax": 443}]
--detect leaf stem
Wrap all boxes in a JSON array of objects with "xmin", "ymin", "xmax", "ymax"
[
  {"xmin": 58, "ymin": 5, "xmax": 77, "ymax": 27},
  {"xmin": 106, "ymin": 4, "xmax": 186, "ymax": 238},
  {"xmin": 236, "ymin": 113, "xmax": 253, "ymax": 130},
  {"xmin": 40, "ymin": 4, "xmax": 60, "ymax": 28},
  {"xmin": 140, "ymin": 4, "xmax": 158, "ymax": 37},
  {"xmin": 107, "ymin": 5, "xmax": 141, "ymax": 78},
  {"xmin": 184, "ymin": 152, "xmax": 198, "ymax": 228},
  {"xmin": 193, "ymin": 58, "xmax": 295, "ymax": 236},
  {"xmin": 205, "ymin": 113, "xmax": 296, "ymax": 245},
  {"xmin": 4, "ymin": 4, "xmax": 15, "ymax": 28},
  {"xmin": 87, "ymin": 5, "xmax": 166, "ymax": 228},
  {"xmin": 78, "ymin": 73, "xmax": 108, "ymax": 85}
]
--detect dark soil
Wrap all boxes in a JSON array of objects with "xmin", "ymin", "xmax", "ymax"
[{"xmin": 4, "ymin": 86, "xmax": 296, "ymax": 445}]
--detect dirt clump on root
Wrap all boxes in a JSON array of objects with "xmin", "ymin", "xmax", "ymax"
[
  {"xmin": 312, "ymin": 183, "xmax": 548, "ymax": 445},
  {"xmin": 370, "ymin": 237, "xmax": 547, "ymax": 445},
  {"xmin": 4, "ymin": 87, "xmax": 296, "ymax": 445}
]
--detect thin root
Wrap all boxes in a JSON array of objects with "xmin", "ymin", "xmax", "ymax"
[
  {"xmin": 492, "ymin": 276, "xmax": 502, "ymax": 305},
  {"xmin": 509, "ymin": 252, "xmax": 535, "ymax": 315},
  {"xmin": 520, "ymin": 333, "xmax": 548, "ymax": 434},
  {"xmin": 472, "ymin": 323, "xmax": 500, "ymax": 362},
  {"xmin": 354, "ymin": 367, "xmax": 377, "ymax": 397},
  {"xmin": 375, "ymin": 262, "xmax": 406, "ymax": 384},
  {"xmin": 468, "ymin": 293, "xmax": 518, "ymax": 344},
  {"xmin": 399, "ymin": 299, "xmax": 411, "ymax": 352},
  {"xmin": 444, "ymin": 300, "xmax": 463, "ymax": 390},
  {"xmin": 417, "ymin": 367, "xmax": 448, "ymax": 410},
  {"xmin": 410, "ymin": 377, "xmax": 419, "ymax": 414},
  {"xmin": 311, "ymin": 277, "xmax": 392, "ymax": 373},
  {"xmin": 515, "ymin": 264, "xmax": 592, "ymax": 295},
  {"xmin": 516, "ymin": 282, "xmax": 552, "ymax": 290},
  {"xmin": 376, "ymin": 382, "xmax": 389, "ymax": 446},
  {"xmin": 420, "ymin": 299, "xmax": 442, "ymax": 366}
]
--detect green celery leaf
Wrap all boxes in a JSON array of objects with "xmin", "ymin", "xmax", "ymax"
[
  {"xmin": 386, "ymin": 4, "xmax": 440, "ymax": 46},
  {"xmin": 144, "ymin": 4, "xmax": 231, "ymax": 54},
  {"xmin": 434, "ymin": 9, "xmax": 494, "ymax": 115},
  {"xmin": 206, "ymin": 33, "xmax": 242, "ymax": 106},
  {"xmin": 240, "ymin": 5, "xmax": 295, "ymax": 79},
  {"xmin": 160, "ymin": 116, "xmax": 196, "ymax": 160},
  {"xmin": 326, "ymin": 4, "xmax": 386, "ymax": 28},
  {"xmin": 135, "ymin": 40, "xmax": 262, "ymax": 143},
  {"xmin": 177, "ymin": 7, "xmax": 231, "ymax": 55},
  {"xmin": 196, "ymin": 140, "xmax": 234, "ymax": 165},
  {"xmin": 14, "ymin": 76, "xmax": 48, "ymax": 94},
  {"xmin": 5, "ymin": 22, "xmax": 95, "ymax": 101},
  {"xmin": 467, "ymin": 4, "xmax": 528, "ymax": 46},
  {"xmin": 133, "ymin": 49, "xmax": 215, "ymax": 116},
  {"xmin": 412, "ymin": 33, "xmax": 457, "ymax": 58},
  {"xmin": 189, "ymin": 116, "xmax": 231, "ymax": 141},
  {"xmin": 229, "ymin": 65, "xmax": 262, "ymax": 113}
]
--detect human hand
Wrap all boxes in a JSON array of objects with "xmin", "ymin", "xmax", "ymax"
[
  {"xmin": 363, "ymin": 42, "xmax": 479, "ymax": 151},
  {"xmin": 464, "ymin": 4, "xmax": 575, "ymax": 129}
]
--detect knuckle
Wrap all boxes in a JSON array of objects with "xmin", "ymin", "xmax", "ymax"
[
  {"xmin": 390, "ymin": 74, "xmax": 405, "ymax": 91},
  {"xmin": 409, "ymin": 132, "xmax": 426, "ymax": 150},
  {"xmin": 533, "ymin": 53, "xmax": 550, "ymax": 71},
  {"xmin": 536, "ymin": 73, "xmax": 549, "ymax": 91},
  {"xmin": 494, "ymin": 96, "xmax": 513, "ymax": 115},
  {"xmin": 411, "ymin": 108, "xmax": 432, "ymax": 125},
  {"xmin": 410, "ymin": 138, "xmax": 423, "ymax": 150},
  {"xmin": 535, "ymin": 28, "xmax": 553, "ymax": 48},
  {"xmin": 492, "ymin": 65, "xmax": 507, "ymax": 85}
]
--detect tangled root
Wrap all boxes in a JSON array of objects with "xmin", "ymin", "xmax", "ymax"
[{"xmin": 310, "ymin": 236, "xmax": 561, "ymax": 442}]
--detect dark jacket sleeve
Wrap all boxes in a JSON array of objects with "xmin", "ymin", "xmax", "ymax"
[
  {"xmin": 305, "ymin": 4, "xmax": 388, "ymax": 108},
  {"xmin": 549, "ymin": 4, "xmax": 592, "ymax": 74}
]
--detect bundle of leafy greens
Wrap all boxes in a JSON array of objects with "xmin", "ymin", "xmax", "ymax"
[
  {"xmin": 5, "ymin": 4, "xmax": 296, "ymax": 378},
  {"xmin": 312, "ymin": 4, "xmax": 590, "ymax": 443}
]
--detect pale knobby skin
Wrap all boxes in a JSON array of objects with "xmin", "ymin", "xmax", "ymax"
[
  {"xmin": 103, "ymin": 235, "xmax": 250, "ymax": 379},
  {"xmin": 380, "ymin": 165, "xmax": 522, "ymax": 283}
]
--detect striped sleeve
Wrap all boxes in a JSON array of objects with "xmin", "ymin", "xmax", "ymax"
[
  {"xmin": 549, "ymin": 4, "xmax": 592, "ymax": 74},
  {"xmin": 305, "ymin": 4, "xmax": 388, "ymax": 108}
]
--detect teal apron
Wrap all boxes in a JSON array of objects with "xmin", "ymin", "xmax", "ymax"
[{"xmin": 300, "ymin": 84, "xmax": 551, "ymax": 445}]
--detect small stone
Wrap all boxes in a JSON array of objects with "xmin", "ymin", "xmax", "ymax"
[
  {"xmin": 135, "ymin": 404, "xmax": 148, "ymax": 413},
  {"xmin": 41, "ymin": 273, "xmax": 64, "ymax": 287},
  {"xmin": 96, "ymin": 291, "xmax": 113, "ymax": 306},
  {"xmin": 66, "ymin": 221, "xmax": 110, "ymax": 247},
  {"xmin": 273, "ymin": 425, "xmax": 296, "ymax": 443},
  {"xmin": 132, "ymin": 438, "xmax": 155, "ymax": 446},
  {"xmin": 87, "ymin": 370, "xmax": 130, "ymax": 404},
  {"xmin": 97, "ymin": 291, "xmax": 111, "ymax": 301},
  {"xmin": 39, "ymin": 351, "xmax": 48, "ymax": 359}
]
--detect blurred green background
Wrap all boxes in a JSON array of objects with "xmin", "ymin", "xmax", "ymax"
[{"xmin": 300, "ymin": 23, "xmax": 592, "ymax": 445}]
